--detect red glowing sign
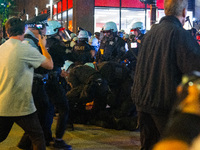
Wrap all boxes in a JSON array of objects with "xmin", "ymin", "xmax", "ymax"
[
  {"xmin": 68, "ymin": 0, "xmax": 73, "ymax": 9},
  {"xmin": 95, "ymin": 0, "xmax": 164, "ymax": 9},
  {"xmin": 157, "ymin": 0, "xmax": 164, "ymax": 9},
  {"xmin": 62, "ymin": 0, "xmax": 67, "ymax": 11},
  {"xmin": 53, "ymin": 4, "xmax": 57, "ymax": 15},
  {"xmin": 122, "ymin": 0, "xmax": 146, "ymax": 8},
  {"xmin": 62, "ymin": 0, "xmax": 73, "ymax": 11},
  {"xmin": 95, "ymin": 0, "xmax": 120, "ymax": 7},
  {"xmin": 58, "ymin": 1, "xmax": 62, "ymax": 13}
]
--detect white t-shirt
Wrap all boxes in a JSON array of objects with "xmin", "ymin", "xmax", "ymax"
[{"xmin": 0, "ymin": 38, "xmax": 46, "ymax": 116}]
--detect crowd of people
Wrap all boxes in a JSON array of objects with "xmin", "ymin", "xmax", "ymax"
[{"xmin": 1, "ymin": 0, "xmax": 200, "ymax": 150}]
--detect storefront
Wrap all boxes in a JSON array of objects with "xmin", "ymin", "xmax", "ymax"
[{"xmin": 50, "ymin": 0, "xmax": 194, "ymax": 34}]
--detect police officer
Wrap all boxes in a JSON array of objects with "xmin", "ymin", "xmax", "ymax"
[
  {"xmin": 96, "ymin": 61, "xmax": 137, "ymax": 130},
  {"xmin": 123, "ymin": 33, "xmax": 130, "ymax": 52},
  {"xmin": 118, "ymin": 29, "xmax": 125, "ymax": 38},
  {"xmin": 72, "ymin": 30, "xmax": 95, "ymax": 65},
  {"xmin": 89, "ymin": 35, "xmax": 99, "ymax": 56},
  {"xmin": 45, "ymin": 20, "xmax": 72, "ymax": 149},
  {"xmin": 95, "ymin": 21, "xmax": 126, "ymax": 63},
  {"xmin": 123, "ymin": 22, "xmax": 145, "ymax": 77},
  {"xmin": 128, "ymin": 21, "xmax": 145, "ymax": 57},
  {"xmin": 17, "ymin": 14, "xmax": 51, "ymax": 149},
  {"xmin": 64, "ymin": 33, "xmax": 76, "ymax": 60}
]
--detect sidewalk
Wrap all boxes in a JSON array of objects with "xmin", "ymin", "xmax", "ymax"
[{"xmin": 0, "ymin": 119, "xmax": 141, "ymax": 150}]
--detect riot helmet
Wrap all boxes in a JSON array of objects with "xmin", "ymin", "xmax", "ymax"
[
  {"xmin": 77, "ymin": 30, "xmax": 89, "ymax": 42},
  {"xmin": 63, "ymin": 60, "xmax": 74, "ymax": 71},
  {"xmin": 130, "ymin": 22, "xmax": 145, "ymax": 35},
  {"xmin": 25, "ymin": 14, "xmax": 49, "ymax": 36},
  {"xmin": 102, "ymin": 21, "xmax": 118, "ymax": 36},
  {"xmin": 84, "ymin": 62, "xmax": 95, "ymax": 69},
  {"xmin": 46, "ymin": 20, "xmax": 62, "ymax": 35}
]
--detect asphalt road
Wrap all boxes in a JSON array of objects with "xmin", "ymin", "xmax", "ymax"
[{"xmin": 0, "ymin": 119, "xmax": 141, "ymax": 150}]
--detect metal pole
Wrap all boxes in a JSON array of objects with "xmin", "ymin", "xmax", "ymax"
[
  {"xmin": 66, "ymin": 0, "xmax": 68, "ymax": 30},
  {"xmin": 61, "ymin": 0, "xmax": 63, "ymax": 26},
  {"xmin": 119, "ymin": 0, "xmax": 121, "ymax": 30},
  {"xmin": 50, "ymin": 0, "xmax": 53, "ymax": 20},
  {"xmin": 145, "ymin": 2, "xmax": 147, "ymax": 29},
  {"xmin": 150, "ymin": 0, "xmax": 157, "ymax": 26}
]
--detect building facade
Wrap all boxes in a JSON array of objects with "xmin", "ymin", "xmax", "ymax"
[{"xmin": 15, "ymin": 0, "xmax": 198, "ymax": 34}]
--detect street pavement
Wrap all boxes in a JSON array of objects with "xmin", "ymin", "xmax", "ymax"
[{"xmin": 0, "ymin": 118, "xmax": 141, "ymax": 150}]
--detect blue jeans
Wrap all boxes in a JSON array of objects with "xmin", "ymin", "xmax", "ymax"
[{"xmin": 0, "ymin": 112, "xmax": 46, "ymax": 150}]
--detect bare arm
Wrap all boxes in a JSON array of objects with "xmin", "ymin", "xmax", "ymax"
[{"xmin": 38, "ymin": 35, "xmax": 53, "ymax": 70}]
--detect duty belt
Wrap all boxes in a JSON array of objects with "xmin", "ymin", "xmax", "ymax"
[{"xmin": 33, "ymin": 73, "xmax": 47, "ymax": 84}]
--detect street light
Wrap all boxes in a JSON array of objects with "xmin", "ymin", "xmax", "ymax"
[
  {"xmin": 35, "ymin": 6, "xmax": 38, "ymax": 16},
  {"xmin": 46, "ymin": 0, "xmax": 53, "ymax": 19},
  {"xmin": 26, "ymin": 14, "xmax": 29, "ymax": 20}
]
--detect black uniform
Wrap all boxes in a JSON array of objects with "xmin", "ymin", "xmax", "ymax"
[
  {"xmin": 125, "ymin": 33, "xmax": 144, "ymax": 72},
  {"xmin": 45, "ymin": 36, "xmax": 70, "ymax": 144},
  {"xmin": 64, "ymin": 40, "xmax": 74, "ymax": 61},
  {"xmin": 72, "ymin": 41, "xmax": 94, "ymax": 65},
  {"xmin": 96, "ymin": 35, "xmax": 126, "ymax": 63},
  {"xmin": 66, "ymin": 65, "xmax": 109, "ymax": 124},
  {"xmin": 96, "ymin": 61, "xmax": 137, "ymax": 130}
]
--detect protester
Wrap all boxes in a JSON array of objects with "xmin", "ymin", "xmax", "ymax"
[
  {"xmin": 17, "ymin": 14, "xmax": 51, "ymax": 150},
  {"xmin": 131, "ymin": 0, "xmax": 200, "ymax": 149},
  {"xmin": 0, "ymin": 17, "xmax": 53, "ymax": 150}
]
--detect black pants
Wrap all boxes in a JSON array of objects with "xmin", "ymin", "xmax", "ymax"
[
  {"xmin": 45, "ymin": 78, "xmax": 69, "ymax": 140},
  {"xmin": 18, "ymin": 79, "xmax": 49, "ymax": 148},
  {"xmin": 0, "ymin": 112, "xmax": 46, "ymax": 150},
  {"xmin": 138, "ymin": 111, "xmax": 169, "ymax": 150}
]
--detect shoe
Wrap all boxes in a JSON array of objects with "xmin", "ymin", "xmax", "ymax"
[
  {"xmin": 46, "ymin": 137, "xmax": 55, "ymax": 146},
  {"xmin": 53, "ymin": 139, "xmax": 72, "ymax": 149}
]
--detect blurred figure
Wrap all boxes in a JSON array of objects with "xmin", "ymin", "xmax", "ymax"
[
  {"xmin": 94, "ymin": 31, "xmax": 100, "ymax": 42},
  {"xmin": 70, "ymin": 36, "xmax": 78, "ymax": 48},
  {"xmin": 118, "ymin": 29, "xmax": 125, "ymax": 38},
  {"xmin": 0, "ymin": 29, "xmax": 6, "ymax": 45},
  {"xmin": 123, "ymin": 33, "xmax": 130, "ymax": 52},
  {"xmin": 153, "ymin": 72, "xmax": 200, "ymax": 150},
  {"xmin": 188, "ymin": 27, "xmax": 197, "ymax": 40},
  {"xmin": 89, "ymin": 35, "xmax": 99, "ymax": 54},
  {"xmin": 65, "ymin": 32, "xmax": 77, "ymax": 61}
]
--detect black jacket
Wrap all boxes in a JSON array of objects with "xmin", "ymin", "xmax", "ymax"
[
  {"xmin": 132, "ymin": 16, "xmax": 200, "ymax": 115},
  {"xmin": 46, "ymin": 37, "xmax": 67, "ymax": 70},
  {"xmin": 72, "ymin": 41, "xmax": 94, "ymax": 64},
  {"xmin": 96, "ymin": 36, "xmax": 126, "ymax": 63}
]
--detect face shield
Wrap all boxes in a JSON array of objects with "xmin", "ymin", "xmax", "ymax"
[{"xmin": 58, "ymin": 29, "xmax": 71, "ymax": 42}]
